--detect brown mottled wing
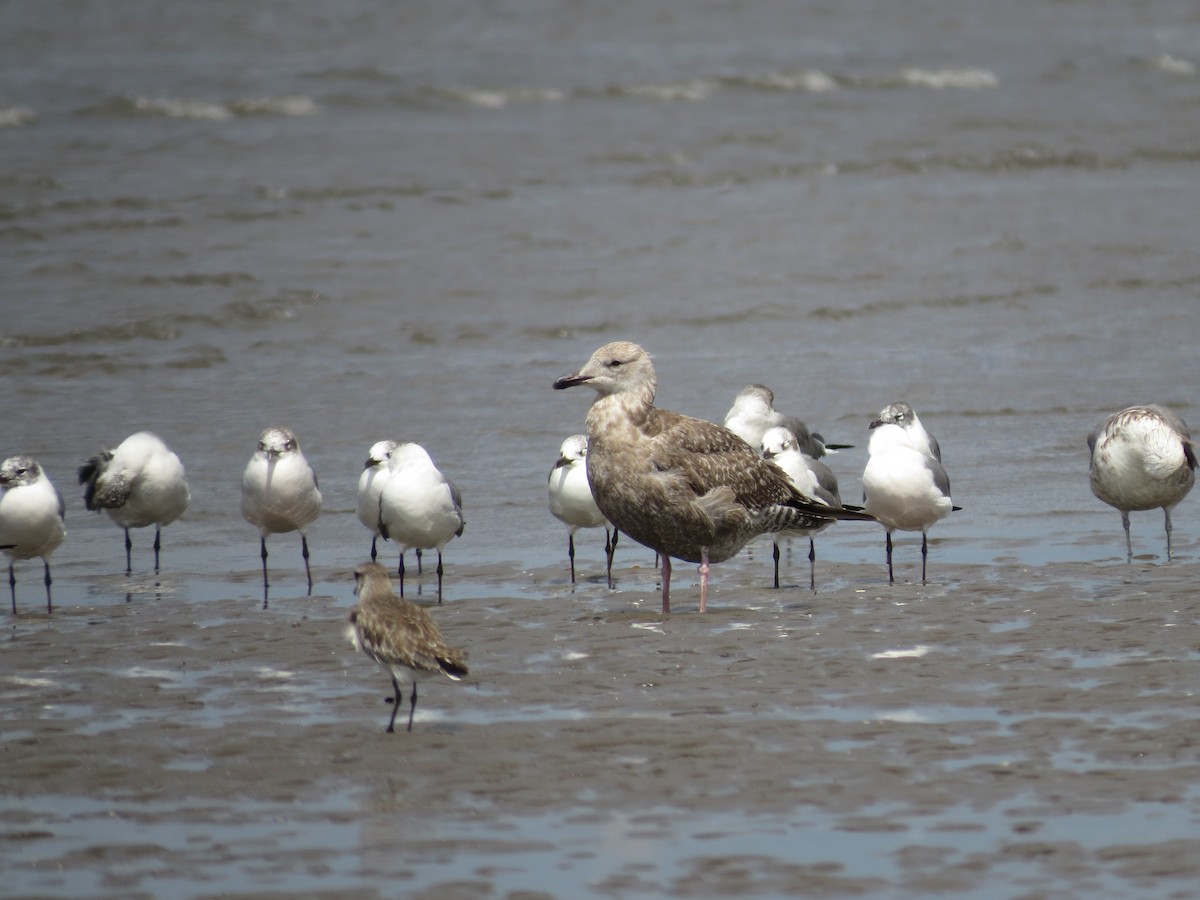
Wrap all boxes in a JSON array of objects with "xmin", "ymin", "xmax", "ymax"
[
  {"xmin": 643, "ymin": 408, "xmax": 798, "ymax": 508},
  {"xmin": 360, "ymin": 599, "xmax": 469, "ymax": 678}
]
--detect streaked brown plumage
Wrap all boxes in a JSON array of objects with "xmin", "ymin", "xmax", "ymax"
[
  {"xmin": 346, "ymin": 561, "xmax": 468, "ymax": 732},
  {"xmin": 554, "ymin": 341, "xmax": 876, "ymax": 614}
]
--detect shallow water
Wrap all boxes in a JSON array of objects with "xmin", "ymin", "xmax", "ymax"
[{"xmin": 4, "ymin": 0, "xmax": 1200, "ymax": 897}]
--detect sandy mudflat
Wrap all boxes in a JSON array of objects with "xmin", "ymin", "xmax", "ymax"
[{"xmin": 3, "ymin": 555, "xmax": 1200, "ymax": 898}]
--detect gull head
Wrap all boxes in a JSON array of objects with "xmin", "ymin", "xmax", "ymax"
[
  {"xmin": 258, "ymin": 426, "xmax": 300, "ymax": 460},
  {"xmin": 0, "ymin": 456, "xmax": 42, "ymax": 490},
  {"xmin": 553, "ymin": 341, "xmax": 657, "ymax": 399}
]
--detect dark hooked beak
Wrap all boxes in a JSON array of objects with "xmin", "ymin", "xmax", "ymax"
[
  {"xmin": 868, "ymin": 419, "xmax": 884, "ymax": 430},
  {"xmin": 553, "ymin": 373, "xmax": 591, "ymax": 390}
]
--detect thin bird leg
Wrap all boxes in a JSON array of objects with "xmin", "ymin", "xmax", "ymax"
[
  {"xmin": 386, "ymin": 675, "xmax": 403, "ymax": 733},
  {"xmin": 808, "ymin": 538, "xmax": 816, "ymax": 593},
  {"xmin": 43, "ymin": 560, "xmax": 53, "ymax": 613},
  {"xmin": 259, "ymin": 537, "xmax": 270, "ymax": 591},
  {"xmin": 660, "ymin": 554, "xmax": 671, "ymax": 616},
  {"xmin": 416, "ymin": 547, "xmax": 423, "ymax": 575},
  {"xmin": 1121, "ymin": 511, "xmax": 1132, "ymax": 563},
  {"xmin": 568, "ymin": 532, "xmax": 577, "ymax": 583},
  {"xmin": 301, "ymin": 535, "xmax": 313, "ymax": 593},
  {"xmin": 886, "ymin": 532, "xmax": 895, "ymax": 584},
  {"xmin": 921, "ymin": 531, "xmax": 928, "ymax": 584},
  {"xmin": 153, "ymin": 526, "xmax": 162, "ymax": 574},
  {"xmin": 772, "ymin": 540, "xmax": 781, "ymax": 590},
  {"xmin": 1164, "ymin": 508, "xmax": 1174, "ymax": 561},
  {"xmin": 397, "ymin": 552, "xmax": 405, "ymax": 597},
  {"xmin": 606, "ymin": 529, "xmax": 619, "ymax": 590},
  {"xmin": 124, "ymin": 527, "xmax": 133, "ymax": 575},
  {"xmin": 9, "ymin": 563, "xmax": 15, "ymax": 614},
  {"xmin": 436, "ymin": 550, "xmax": 444, "ymax": 605},
  {"xmin": 407, "ymin": 681, "xmax": 418, "ymax": 732},
  {"xmin": 698, "ymin": 550, "xmax": 711, "ymax": 614},
  {"xmin": 369, "ymin": 535, "xmax": 378, "ymax": 561}
]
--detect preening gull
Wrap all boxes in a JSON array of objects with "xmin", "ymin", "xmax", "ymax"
[
  {"xmin": 0, "ymin": 456, "xmax": 65, "ymax": 613},
  {"xmin": 1088, "ymin": 405, "xmax": 1195, "ymax": 561},
  {"xmin": 378, "ymin": 441, "xmax": 464, "ymax": 602},
  {"xmin": 79, "ymin": 431, "xmax": 190, "ymax": 574},
  {"xmin": 548, "ymin": 434, "xmax": 618, "ymax": 587},
  {"xmin": 862, "ymin": 409, "xmax": 955, "ymax": 584},
  {"xmin": 724, "ymin": 384, "xmax": 852, "ymax": 459},
  {"xmin": 240, "ymin": 426, "xmax": 322, "ymax": 597},
  {"xmin": 356, "ymin": 440, "xmax": 398, "ymax": 562},
  {"xmin": 554, "ymin": 341, "xmax": 876, "ymax": 613},
  {"xmin": 346, "ymin": 561, "xmax": 469, "ymax": 733},
  {"xmin": 760, "ymin": 426, "xmax": 841, "ymax": 591}
]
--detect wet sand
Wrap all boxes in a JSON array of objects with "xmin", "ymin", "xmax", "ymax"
[{"xmin": 4, "ymin": 554, "xmax": 1199, "ymax": 898}]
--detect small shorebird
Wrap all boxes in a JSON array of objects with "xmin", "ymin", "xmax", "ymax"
[
  {"xmin": 346, "ymin": 561, "xmax": 469, "ymax": 733},
  {"xmin": 78, "ymin": 431, "xmax": 190, "ymax": 574},
  {"xmin": 723, "ymin": 383, "xmax": 851, "ymax": 459},
  {"xmin": 554, "ymin": 341, "xmax": 876, "ymax": 614},
  {"xmin": 1088, "ymin": 405, "xmax": 1196, "ymax": 561},
  {"xmin": 378, "ymin": 442, "xmax": 464, "ymax": 602},
  {"xmin": 862, "ymin": 407, "xmax": 955, "ymax": 584},
  {"xmin": 356, "ymin": 440, "xmax": 398, "ymax": 562},
  {"xmin": 0, "ymin": 456, "xmax": 66, "ymax": 613},
  {"xmin": 548, "ymin": 434, "xmax": 618, "ymax": 587},
  {"xmin": 240, "ymin": 426, "xmax": 322, "ymax": 594},
  {"xmin": 760, "ymin": 426, "xmax": 841, "ymax": 590}
]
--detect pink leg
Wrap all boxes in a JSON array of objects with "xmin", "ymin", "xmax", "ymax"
[
  {"xmin": 661, "ymin": 554, "xmax": 671, "ymax": 615},
  {"xmin": 698, "ymin": 551, "xmax": 710, "ymax": 614}
]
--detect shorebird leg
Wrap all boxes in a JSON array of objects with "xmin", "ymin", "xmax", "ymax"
[
  {"xmin": 301, "ymin": 535, "xmax": 313, "ymax": 593},
  {"xmin": 808, "ymin": 538, "xmax": 817, "ymax": 593},
  {"xmin": 407, "ymin": 681, "xmax": 418, "ymax": 732},
  {"xmin": 43, "ymin": 560, "xmax": 53, "ymax": 613},
  {"xmin": 436, "ymin": 550, "xmax": 444, "ymax": 605},
  {"xmin": 921, "ymin": 531, "xmax": 928, "ymax": 584},
  {"xmin": 606, "ymin": 529, "xmax": 618, "ymax": 589},
  {"xmin": 397, "ymin": 553, "xmax": 405, "ymax": 597},
  {"xmin": 386, "ymin": 675, "xmax": 403, "ymax": 733},
  {"xmin": 772, "ymin": 540, "xmax": 781, "ymax": 590},
  {"xmin": 1121, "ymin": 511, "xmax": 1132, "ymax": 563},
  {"xmin": 886, "ymin": 532, "xmax": 895, "ymax": 584},
  {"xmin": 698, "ymin": 550, "xmax": 711, "ymax": 614},
  {"xmin": 369, "ymin": 536, "xmax": 378, "ymax": 561},
  {"xmin": 1164, "ymin": 508, "xmax": 1174, "ymax": 561},
  {"xmin": 9, "ymin": 563, "xmax": 16, "ymax": 614},
  {"xmin": 568, "ymin": 532, "xmax": 577, "ymax": 583},
  {"xmin": 259, "ymin": 537, "xmax": 270, "ymax": 592},
  {"xmin": 660, "ymin": 554, "xmax": 671, "ymax": 616},
  {"xmin": 124, "ymin": 527, "xmax": 133, "ymax": 575},
  {"xmin": 153, "ymin": 526, "xmax": 163, "ymax": 574},
  {"xmin": 416, "ymin": 547, "xmax": 424, "ymax": 575}
]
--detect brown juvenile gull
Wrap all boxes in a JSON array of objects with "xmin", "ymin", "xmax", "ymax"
[
  {"xmin": 554, "ymin": 341, "xmax": 877, "ymax": 613},
  {"xmin": 346, "ymin": 561, "xmax": 469, "ymax": 733},
  {"xmin": 1088, "ymin": 405, "xmax": 1196, "ymax": 562}
]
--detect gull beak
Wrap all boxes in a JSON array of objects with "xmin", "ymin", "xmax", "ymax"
[{"xmin": 553, "ymin": 373, "xmax": 592, "ymax": 390}]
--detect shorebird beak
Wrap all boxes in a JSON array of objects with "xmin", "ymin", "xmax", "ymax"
[
  {"xmin": 553, "ymin": 373, "xmax": 591, "ymax": 390},
  {"xmin": 868, "ymin": 419, "xmax": 884, "ymax": 429}
]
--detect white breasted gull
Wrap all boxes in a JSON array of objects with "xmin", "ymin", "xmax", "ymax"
[
  {"xmin": 240, "ymin": 426, "xmax": 322, "ymax": 597},
  {"xmin": 554, "ymin": 341, "xmax": 876, "ymax": 614},
  {"xmin": 760, "ymin": 425, "xmax": 841, "ymax": 591},
  {"xmin": 356, "ymin": 440, "xmax": 398, "ymax": 562},
  {"xmin": 346, "ymin": 561, "xmax": 468, "ymax": 733},
  {"xmin": 378, "ymin": 441, "xmax": 464, "ymax": 602},
  {"xmin": 862, "ymin": 411, "xmax": 955, "ymax": 584},
  {"xmin": 723, "ymin": 383, "xmax": 852, "ymax": 459},
  {"xmin": 0, "ymin": 456, "xmax": 66, "ymax": 613},
  {"xmin": 548, "ymin": 434, "xmax": 618, "ymax": 587},
  {"xmin": 78, "ymin": 431, "xmax": 190, "ymax": 574},
  {"xmin": 1088, "ymin": 405, "xmax": 1196, "ymax": 561}
]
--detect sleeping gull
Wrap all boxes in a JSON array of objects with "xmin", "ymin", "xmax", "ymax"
[
  {"xmin": 548, "ymin": 434, "xmax": 618, "ymax": 587},
  {"xmin": 723, "ymin": 384, "xmax": 852, "ymax": 459},
  {"xmin": 378, "ymin": 441, "xmax": 464, "ymax": 602},
  {"xmin": 760, "ymin": 426, "xmax": 841, "ymax": 590},
  {"xmin": 0, "ymin": 456, "xmax": 65, "ymax": 613},
  {"xmin": 240, "ymin": 426, "xmax": 322, "ymax": 596},
  {"xmin": 78, "ymin": 431, "xmax": 190, "ymax": 574},
  {"xmin": 862, "ymin": 408, "xmax": 955, "ymax": 584},
  {"xmin": 357, "ymin": 440, "xmax": 398, "ymax": 562},
  {"xmin": 1088, "ymin": 405, "xmax": 1196, "ymax": 561},
  {"xmin": 346, "ymin": 561, "xmax": 469, "ymax": 733},
  {"xmin": 554, "ymin": 341, "xmax": 876, "ymax": 613}
]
